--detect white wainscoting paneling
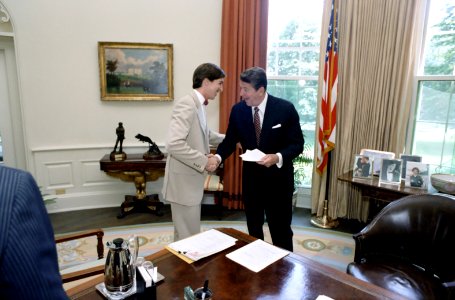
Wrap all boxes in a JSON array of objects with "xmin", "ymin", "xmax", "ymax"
[
  {"xmin": 31, "ymin": 145, "xmax": 311, "ymax": 213},
  {"xmin": 32, "ymin": 145, "xmax": 166, "ymax": 213}
]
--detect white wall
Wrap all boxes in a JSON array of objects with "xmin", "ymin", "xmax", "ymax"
[{"xmin": 1, "ymin": 0, "xmax": 223, "ymax": 212}]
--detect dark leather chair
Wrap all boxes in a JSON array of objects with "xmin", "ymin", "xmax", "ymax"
[{"xmin": 347, "ymin": 194, "xmax": 455, "ymax": 300}]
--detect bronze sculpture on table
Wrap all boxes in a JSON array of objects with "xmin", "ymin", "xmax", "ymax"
[
  {"xmin": 135, "ymin": 133, "xmax": 164, "ymax": 160},
  {"xmin": 110, "ymin": 122, "xmax": 127, "ymax": 161}
]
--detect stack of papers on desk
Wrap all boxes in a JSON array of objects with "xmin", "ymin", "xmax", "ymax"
[
  {"xmin": 226, "ymin": 239, "xmax": 289, "ymax": 272},
  {"xmin": 166, "ymin": 229, "xmax": 237, "ymax": 263}
]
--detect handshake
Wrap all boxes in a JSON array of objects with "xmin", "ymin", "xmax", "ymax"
[{"xmin": 205, "ymin": 154, "xmax": 221, "ymax": 172}]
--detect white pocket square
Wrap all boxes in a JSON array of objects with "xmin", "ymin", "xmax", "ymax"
[{"xmin": 272, "ymin": 124, "xmax": 282, "ymax": 129}]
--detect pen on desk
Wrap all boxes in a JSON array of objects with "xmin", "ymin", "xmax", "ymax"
[{"xmin": 202, "ymin": 279, "xmax": 209, "ymax": 300}]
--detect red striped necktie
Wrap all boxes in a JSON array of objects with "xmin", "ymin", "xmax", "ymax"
[{"xmin": 254, "ymin": 107, "xmax": 261, "ymax": 145}]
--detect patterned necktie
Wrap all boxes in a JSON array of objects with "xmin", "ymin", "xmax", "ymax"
[{"xmin": 254, "ymin": 107, "xmax": 261, "ymax": 145}]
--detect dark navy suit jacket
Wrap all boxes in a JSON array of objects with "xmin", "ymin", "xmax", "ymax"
[
  {"xmin": 0, "ymin": 166, "xmax": 67, "ymax": 299},
  {"xmin": 217, "ymin": 94, "xmax": 304, "ymax": 199}
]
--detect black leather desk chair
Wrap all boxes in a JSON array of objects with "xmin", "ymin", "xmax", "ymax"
[{"xmin": 347, "ymin": 194, "xmax": 455, "ymax": 300}]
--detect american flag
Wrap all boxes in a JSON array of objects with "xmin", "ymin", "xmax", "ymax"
[{"xmin": 316, "ymin": 0, "xmax": 338, "ymax": 174}]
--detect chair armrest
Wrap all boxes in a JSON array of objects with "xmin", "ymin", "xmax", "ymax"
[
  {"xmin": 56, "ymin": 228, "xmax": 104, "ymax": 259},
  {"xmin": 61, "ymin": 264, "xmax": 105, "ymax": 283}
]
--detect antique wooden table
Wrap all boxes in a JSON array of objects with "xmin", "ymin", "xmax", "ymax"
[
  {"xmin": 99, "ymin": 153, "xmax": 166, "ymax": 218},
  {"xmin": 338, "ymin": 170, "xmax": 428, "ymax": 220},
  {"xmin": 66, "ymin": 228, "xmax": 405, "ymax": 300}
]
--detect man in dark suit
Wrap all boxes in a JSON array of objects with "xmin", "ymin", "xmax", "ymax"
[
  {"xmin": 215, "ymin": 67, "xmax": 304, "ymax": 251},
  {"xmin": 0, "ymin": 165, "xmax": 67, "ymax": 299}
]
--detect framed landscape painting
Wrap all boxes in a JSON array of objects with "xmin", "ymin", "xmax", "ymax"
[{"xmin": 98, "ymin": 42, "xmax": 173, "ymax": 101}]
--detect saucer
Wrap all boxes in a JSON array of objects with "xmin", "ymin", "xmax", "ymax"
[
  {"xmin": 96, "ymin": 283, "xmax": 136, "ymax": 300},
  {"xmin": 96, "ymin": 272, "xmax": 164, "ymax": 300}
]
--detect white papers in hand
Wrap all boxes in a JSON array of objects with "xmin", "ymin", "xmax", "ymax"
[
  {"xmin": 167, "ymin": 229, "xmax": 237, "ymax": 262},
  {"xmin": 226, "ymin": 239, "xmax": 289, "ymax": 272},
  {"xmin": 240, "ymin": 149, "xmax": 266, "ymax": 162}
]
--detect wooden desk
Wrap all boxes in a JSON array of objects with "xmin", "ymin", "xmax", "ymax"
[
  {"xmin": 99, "ymin": 154, "xmax": 166, "ymax": 218},
  {"xmin": 67, "ymin": 228, "xmax": 404, "ymax": 300},
  {"xmin": 338, "ymin": 171, "xmax": 428, "ymax": 220}
]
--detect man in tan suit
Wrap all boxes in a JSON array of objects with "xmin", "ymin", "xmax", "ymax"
[{"xmin": 162, "ymin": 63, "xmax": 225, "ymax": 240}]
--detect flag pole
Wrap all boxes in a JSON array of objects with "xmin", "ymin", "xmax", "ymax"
[
  {"xmin": 311, "ymin": 0, "xmax": 338, "ymax": 229},
  {"xmin": 311, "ymin": 152, "xmax": 339, "ymax": 228}
]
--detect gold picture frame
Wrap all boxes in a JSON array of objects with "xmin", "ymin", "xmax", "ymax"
[{"xmin": 98, "ymin": 42, "xmax": 173, "ymax": 101}]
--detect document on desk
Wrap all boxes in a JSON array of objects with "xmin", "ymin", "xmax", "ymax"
[
  {"xmin": 166, "ymin": 229, "xmax": 237, "ymax": 263},
  {"xmin": 226, "ymin": 239, "xmax": 289, "ymax": 272},
  {"xmin": 239, "ymin": 149, "xmax": 266, "ymax": 162}
]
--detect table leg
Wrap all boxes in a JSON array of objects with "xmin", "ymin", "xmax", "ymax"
[
  {"xmin": 117, "ymin": 194, "xmax": 164, "ymax": 218},
  {"xmin": 116, "ymin": 172, "xmax": 164, "ymax": 218}
]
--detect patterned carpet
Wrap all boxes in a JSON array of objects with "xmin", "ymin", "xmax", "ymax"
[{"xmin": 57, "ymin": 221, "xmax": 354, "ymax": 276}]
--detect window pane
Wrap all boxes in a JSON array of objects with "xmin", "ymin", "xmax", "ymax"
[
  {"xmin": 267, "ymin": 0, "xmax": 323, "ymax": 187},
  {"xmin": 417, "ymin": 81, "xmax": 455, "ymax": 122},
  {"xmin": 442, "ymin": 122, "xmax": 455, "ymax": 168},
  {"xmin": 277, "ymin": 50, "xmax": 300, "ymax": 76},
  {"xmin": 422, "ymin": 2, "xmax": 455, "ymax": 75},
  {"xmin": 412, "ymin": 81, "xmax": 455, "ymax": 169},
  {"xmin": 268, "ymin": 79, "xmax": 317, "ymax": 186},
  {"xmin": 411, "ymin": 0, "xmax": 454, "ymax": 175},
  {"xmin": 267, "ymin": 0, "xmax": 323, "ymax": 78}
]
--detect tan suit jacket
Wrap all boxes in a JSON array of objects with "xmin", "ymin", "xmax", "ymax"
[{"xmin": 162, "ymin": 91, "xmax": 224, "ymax": 206}]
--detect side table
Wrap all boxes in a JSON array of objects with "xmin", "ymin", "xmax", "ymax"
[
  {"xmin": 99, "ymin": 153, "xmax": 166, "ymax": 218},
  {"xmin": 338, "ymin": 170, "xmax": 428, "ymax": 220}
]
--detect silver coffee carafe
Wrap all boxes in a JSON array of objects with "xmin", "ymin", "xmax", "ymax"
[{"xmin": 104, "ymin": 236, "xmax": 138, "ymax": 298}]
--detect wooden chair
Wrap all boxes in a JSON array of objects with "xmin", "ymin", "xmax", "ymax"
[
  {"xmin": 203, "ymin": 163, "xmax": 224, "ymax": 220},
  {"xmin": 55, "ymin": 228, "xmax": 105, "ymax": 283}
]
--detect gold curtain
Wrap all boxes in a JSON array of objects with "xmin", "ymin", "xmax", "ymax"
[
  {"xmin": 219, "ymin": 0, "xmax": 269, "ymax": 209},
  {"xmin": 312, "ymin": 0, "xmax": 428, "ymax": 221}
]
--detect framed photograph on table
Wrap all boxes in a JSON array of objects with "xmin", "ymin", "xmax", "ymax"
[
  {"xmin": 360, "ymin": 149, "xmax": 395, "ymax": 176},
  {"xmin": 353, "ymin": 155, "xmax": 373, "ymax": 178},
  {"xmin": 405, "ymin": 162, "xmax": 429, "ymax": 189},
  {"xmin": 379, "ymin": 159, "xmax": 402, "ymax": 184},
  {"xmin": 98, "ymin": 42, "xmax": 174, "ymax": 101},
  {"xmin": 399, "ymin": 154, "xmax": 422, "ymax": 179}
]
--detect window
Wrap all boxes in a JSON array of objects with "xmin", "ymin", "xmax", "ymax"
[
  {"xmin": 410, "ymin": 1, "xmax": 455, "ymax": 173},
  {"xmin": 267, "ymin": 0, "xmax": 324, "ymax": 186}
]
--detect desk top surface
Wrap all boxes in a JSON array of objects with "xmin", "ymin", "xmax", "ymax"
[{"xmin": 67, "ymin": 228, "xmax": 404, "ymax": 300}]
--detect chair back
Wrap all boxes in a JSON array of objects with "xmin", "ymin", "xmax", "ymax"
[{"xmin": 353, "ymin": 194, "xmax": 455, "ymax": 282}]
